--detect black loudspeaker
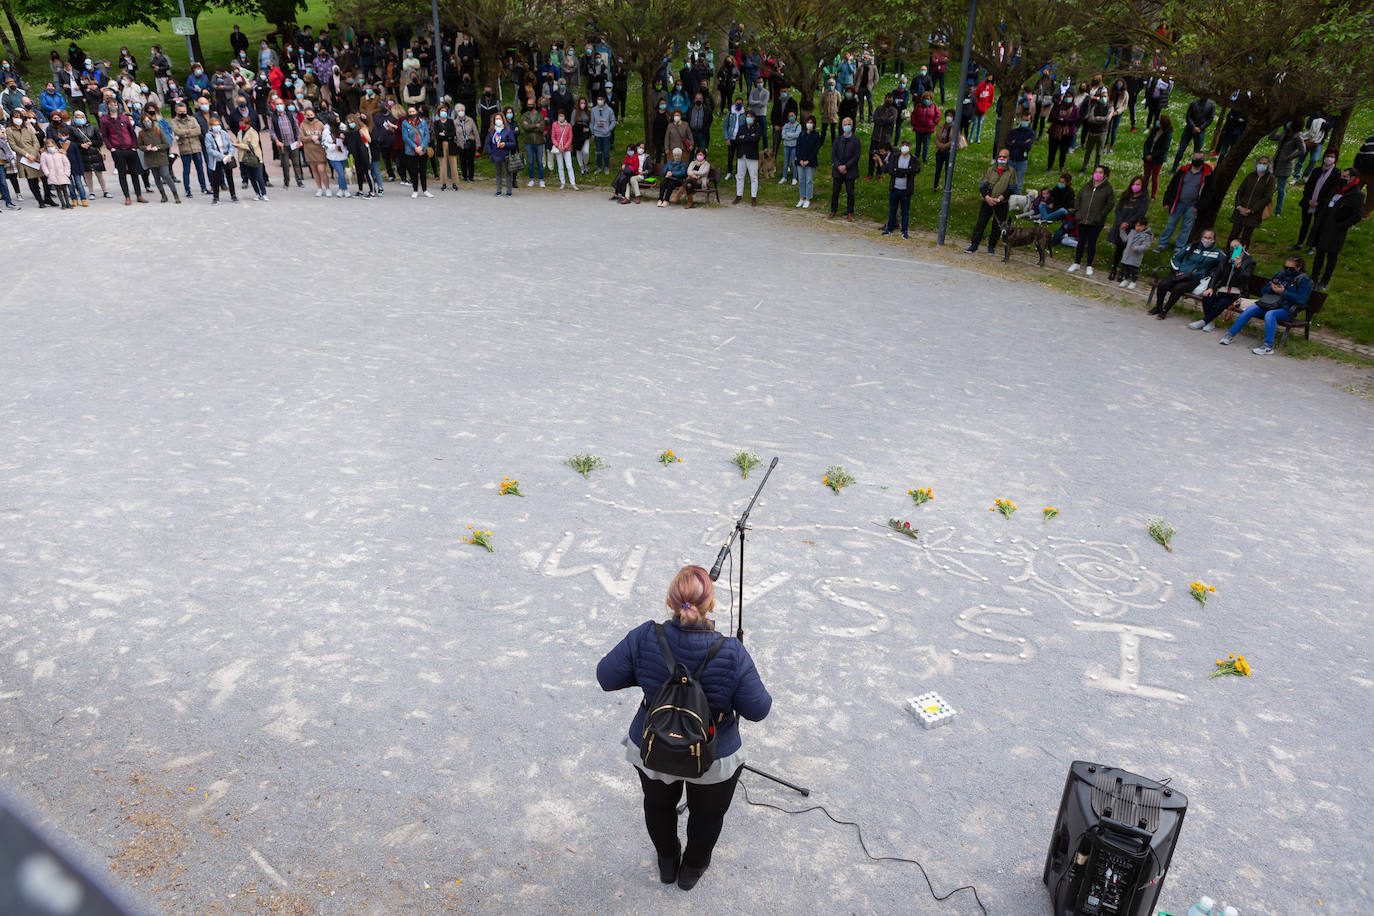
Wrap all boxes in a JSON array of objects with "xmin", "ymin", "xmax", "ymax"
[{"xmin": 1043, "ymin": 761, "xmax": 1187, "ymax": 916}]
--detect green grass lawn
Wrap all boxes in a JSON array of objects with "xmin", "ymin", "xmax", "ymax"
[{"xmin": 13, "ymin": 10, "xmax": 1372, "ymax": 346}]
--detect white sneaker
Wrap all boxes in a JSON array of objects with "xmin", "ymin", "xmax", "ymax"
[
  {"xmin": 538, "ymin": 180, "xmax": 545, "ymax": 188},
  {"xmin": 1189, "ymin": 319, "xmax": 1206, "ymax": 330},
  {"xmin": 1219, "ymin": 335, "xmax": 1233, "ymax": 346},
  {"xmin": 422, "ymin": 190, "xmax": 434, "ymax": 198},
  {"xmin": 559, "ymin": 182, "xmax": 565, "ymax": 189},
  {"xmin": 315, "ymin": 189, "xmax": 324, "ymax": 197},
  {"xmin": 1066, "ymin": 263, "xmax": 1079, "ymax": 273},
  {"xmin": 1085, "ymin": 266, "xmax": 1094, "ymax": 277},
  {"xmin": 325, "ymin": 189, "xmax": 333, "ymax": 197},
  {"xmin": 778, "ymin": 177, "xmax": 786, "ymax": 184},
  {"xmin": 1202, "ymin": 321, "xmax": 1214, "ymax": 332},
  {"xmin": 1119, "ymin": 279, "xmax": 1128, "ymax": 287},
  {"xmin": 724, "ymin": 172, "xmax": 732, "ymax": 180},
  {"xmin": 571, "ymin": 185, "xmax": 578, "ymax": 190},
  {"xmin": 1251, "ymin": 345, "xmax": 1274, "ymax": 355},
  {"xmin": 340, "ymin": 189, "xmax": 349, "ymax": 198},
  {"xmin": 792, "ymin": 178, "xmax": 798, "ymax": 185},
  {"xmin": 803, "ymin": 199, "xmax": 810, "ymax": 208},
  {"xmin": 795, "ymin": 200, "xmax": 803, "ymax": 208},
  {"xmin": 261, "ymin": 195, "xmax": 269, "ymax": 201},
  {"xmin": 411, "ymin": 191, "xmax": 419, "ymax": 198},
  {"xmin": 527, "ymin": 179, "xmax": 534, "ymax": 187}
]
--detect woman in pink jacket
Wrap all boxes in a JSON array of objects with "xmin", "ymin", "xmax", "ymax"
[
  {"xmin": 908, "ymin": 90, "xmax": 940, "ymax": 164},
  {"xmin": 548, "ymin": 109, "xmax": 577, "ymax": 190}
]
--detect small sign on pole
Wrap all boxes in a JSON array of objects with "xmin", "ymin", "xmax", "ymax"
[{"xmin": 171, "ymin": 17, "xmax": 195, "ymax": 36}]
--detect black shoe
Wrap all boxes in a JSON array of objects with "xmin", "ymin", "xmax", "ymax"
[
  {"xmin": 657, "ymin": 845, "xmax": 681, "ymax": 884},
  {"xmin": 1147, "ymin": 305, "xmax": 1162, "ymax": 315},
  {"xmin": 677, "ymin": 864, "xmax": 707, "ymax": 891}
]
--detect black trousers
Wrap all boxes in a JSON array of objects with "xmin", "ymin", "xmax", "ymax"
[
  {"xmin": 210, "ymin": 162, "xmax": 237, "ymax": 200},
  {"xmin": 459, "ymin": 145, "xmax": 476, "ymax": 180},
  {"xmin": 830, "ymin": 174, "xmax": 855, "ymax": 214},
  {"xmin": 403, "ymin": 153, "xmax": 427, "ymax": 191},
  {"xmin": 637, "ymin": 766, "xmax": 742, "ymax": 869},
  {"xmin": 1075, "ymin": 224, "xmax": 1104, "ymax": 266},
  {"xmin": 970, "ymin": 199, "xmax": 1009, "ymax": 249},
  {"xmin": 1296, "ymin": 209, "xmax": 1319, "ymax": 247},
  {"xmin": 1201, "ymin": 292, "xmax": 1241, "ymax": 323},
  {"xmin": 111, "ymin": 149, "xmax": 141, "ymax": 198},
  {"xmin": 657, "ymin": 175, "xmax": 682, "ymax": 201},
  {"xmin": 1313, "ymin": 249, "xmax": 1338, "ymax": 286},
  {"xmin": 1047, "ymin": 135, "xmax": 1071, "ymax": 171},
  {"xmin": 1153, "ymin": 273, "xmax": 1200, "ymax": 313}
]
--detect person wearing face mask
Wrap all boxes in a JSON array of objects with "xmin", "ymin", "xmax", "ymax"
[
  {"xmin": 867, "ymin": 94, "xmax": 898, "ymax": 180},
  {"xmin": 185, "ymin": 63, "xmax": 211, "ymax": 98},
  {"xmin": 1219, "ymin": 255, "xmax": 1313, "ymax": 354},
  {"xmin": 1187, "ymin": 238, "xmax": 1254, "ymax": 330},
  {"xmin": 835, "ymin": 53, "xmax": 855, "ymax": 94},
  {"xmin": 793, "ymin": 115, "xmax": 820, "ymax": 208},
  {"xmin": 1065, "ymin": 165, "xmax": 1114, "ymax": 275},
  {"xmin": 1148, "ymin": 228, "xmax": 1223, "ymax": 317},
  {"xmin": 649, "ymin": 99, "xmax": 671, "ymax": 163},
  {"xmin": 722, "ymin": 97, "xmax": 745, "ymax": 181},
  {"xmin": 137, "ymin": 104, "xmax": 178, "ymax": 203},
  {"xmin": 234, "ymin": 116, "xmax": 268, "ymax": 199},
  {"xmin": 1079, "ymin": 92, "xmax": 1110, "ymax": 173},
  {"xmin": 777, "ymin": 110, "xmax": 801, "ymax": 185},
  {"xmin": 682, "ymin": 149, "xmax": 710, "ymax": 208},
  {"xmin": 589, "ymin": 96, "xmax": 617, "ymax": 174},
  {"xmin": 908, "ymin": 91, "xmax": 939, "ymax": 165},
  {"xmin": 1005, "ymin": 108, "xmax": 1036, "ymax": 193},
  {"xmin": 746, "ymin": 79, "xmax": 769, "ymax": 141},
  {"xmin": 1157, "ymin": 154, "xmax": 1214, "ymax": 252},
  {"xmin": 931, "ymin": 108, "xmax": 966, "ymax": 191},
  {"xmin": 549, "ymin": 109, "xmax": 577, "ymax": 190},
  {"xmin": 732, "ymin": 109, "xmax": 763, "ymax": 206},
  {"xmin": 340, "ymin": 113, "xmax": 374, "ymax": 197},
  {"xmin": 1171, "ymin": 92, "xmax": 1215, "ymax": 171},
  {"xmin": 318, "ymin": 112, "xmax": 349, "ymax": 197},
  {"xmin": 879, "ymin": 141, "xmax": 918, "ymax": 238},
  {"xmin": 268, "ymin": 99, "xmax": 305, "ymax": 188},
  {"xmin": 400, "ymin": 105, "xmax": 432, "ymax": 197},
  {"xmin": 203, "ymin": 117, "xmax": 239, "ymax": 203},
  {"xmin": 1140, "ymin": 112, "xmax": 1171, "ymax": 199},
  {"xmin": 1046, "ymin": 94, "xmax": 1080, "ymax": 173},
  {"xmin": 169, "ymin": 102, "xmax": 208, "ymax": 198},
  {"xmin": 475, "ymin": 86, "xmax": 498, "ymax": 142},
  {"xmin": 965, "ymin": 149, "xmax": 1014, "ymax": 253},
  {"xmin": 571, "ymin": 98, "xmax": 591, "ymax": 175},
  {"xmin": 818, "ymin": 80, "xmax": 840, "ymax": 143},
  {"xmin": 1294, "ymin": 153, "xmax": 1340, "ymax": 250},
  {"xmin": 298, "ymin": 103, "xmax": 329, "ymax": 194},
  {"xmin": 1270, "ymin": 120, "xmax": 1306, "ymax": 219},
  {"xmin": 485, "ymin": 112, "xmax": 516, "ymax": 196},
  {"xmin": 827, "ymin": 117, "xmax": 861, "ymax": 220},
  {"xmin": 769, "ymin": 88, "xmax": 796, "ymax": 153},
  {"xmin": 686, "ymin": 94, "xmax": 711, "ymax": 155},
  {"xmin": 38, "ymin": 132, "xmax": 73, "ymax": 208},
  {"xmin": 432, "ymin": 106, "xmax": 458, "ymax": 190},
  {"xmin": 1106, "ymin": 175, "xmax": 1149, "ymax": 282},
  {"xmin": 1226, "ymin": 155, "xmax": 1276, "ymax": 248},
  {"xmin": 1308, "ymin": 170, "xmax": 1365, "ymax": 292},
  {"xmin": 95, "ymin": 105, "xmax": 147, "ymax": 205},
  {"xmin": 60, "ymin": 111, "xmax": 93, "ymax": 205},
  {"xmin": 854, "ymin": 54, "xmax": 878, "ymax": 122},
  {"xmin": 664, "ymin": 107, "xmax": 692, "ymax": 167},
  {"xmin": 971, "ymin": 75, "xmax": 995, "ymax": 143}
]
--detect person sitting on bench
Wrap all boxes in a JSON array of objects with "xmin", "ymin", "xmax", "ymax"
[{"xmin": 1148, "ymin": 228, "xmax": 1224, "ymax": 318}]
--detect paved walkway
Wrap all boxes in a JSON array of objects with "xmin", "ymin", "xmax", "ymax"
[{"xmin": 2, "ymin": 187, "xmax": 1371, "ymax": 914}]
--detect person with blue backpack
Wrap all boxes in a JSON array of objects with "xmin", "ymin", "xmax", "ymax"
[{"xmin": 597, "ymin": 565, "xmax": 771, "ymax": 892}]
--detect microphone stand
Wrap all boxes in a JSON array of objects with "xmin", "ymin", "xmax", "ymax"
[{"xmin": 708, "ymin": 457, "xmax": 810, "ymax": 797}]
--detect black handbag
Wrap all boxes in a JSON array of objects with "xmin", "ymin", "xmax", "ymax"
[{"xmin": 1256, "ymin": 289, "xmax": 1284, "ymax": 310}]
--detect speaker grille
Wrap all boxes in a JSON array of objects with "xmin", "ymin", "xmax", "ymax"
[{"xmin": 1092, "ymin": 770, "xmax": 1162, "ymax": 832}]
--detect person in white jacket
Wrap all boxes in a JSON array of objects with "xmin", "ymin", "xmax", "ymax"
[{"xmin": 322, "ymin": 116, "xmax": 350, "ymax": 197}]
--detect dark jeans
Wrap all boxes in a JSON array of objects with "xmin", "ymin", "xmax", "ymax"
[
  {"xmin": 830, "ymin": 174, "xmax": 855, "ymax": 214},
  {"xmin": 858, "ymin": 88, "xmax": 873, "ymax": 121},
  {"xmin": 210, "ymin": 162, "xmax": 237, "ymax": 200},
  {"xmin": 931, "ymin": 150, "xmax": 949, "ymax": 189},
  {"xmin": 1202, "ymin": 292, "xmax": 1241, "ymax": 323},
  {"xmin": 245, "ymin": 163, "xmax": 266, "ymax": 196},
  {"xmin": 1296, "ymin": 209, "xmax": 1319, "ymax": 247},
  {"xmin": 970, "ymin": 199, "xmax": 1009, "ymax": 249},
  {"xmin": 1153, "ymin": 272, "xmax": 1201, "ymax": 314},
  {"xmin": 637, "ymin": 766, "xmax": 742, "ymax": 869},
  {"xmin": 181, "ymin": 151, "xmax": 208, "ymax": 193},
  {"xmin": 885, "ymin": 189, "xmax": 911, "ymax": 231},
  {"xmin": 1074, "ymin": 224, "xmax": 1104, "ymax": 266},
  {"xmin": 459, "ymin": 145, "xmax": 476, "ymax": 180}
]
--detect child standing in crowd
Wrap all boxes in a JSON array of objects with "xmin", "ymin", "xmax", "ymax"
[
  {"xmin": 39, "ymin": 133, "xmax": 73, "ymax": 208},
  {"xmin": 1117, "ymin": 218, "xmax": 1152, "ymax": 289}
]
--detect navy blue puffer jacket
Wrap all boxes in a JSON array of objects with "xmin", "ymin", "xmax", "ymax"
[{"xmin": 597, "ymin": 619, "xmax": 771, "ymax": 757}]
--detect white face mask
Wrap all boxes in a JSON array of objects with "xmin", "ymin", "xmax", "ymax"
[
  {"xmin": 900, "ymin": 145, "xmax": 910, "ymax": 154},
  {"xmin": 494, "ymin": 119, "xmax": 503, "ymax": 129}
]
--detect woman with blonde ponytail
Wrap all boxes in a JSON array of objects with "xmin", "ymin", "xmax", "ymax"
[{"xmin": 597, "ymin": 565, "xmax": 772, "ymax": 891}]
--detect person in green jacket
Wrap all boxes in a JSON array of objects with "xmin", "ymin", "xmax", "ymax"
[
  {"xmin": 1066, "ymin": 165, "xmax": 1116, "ymax": 275},
  {"xmin": 520, "ymin": 102, "xmax": 547, "ymax": 187},
  {"xmin": 965, "ymin": 148, "xmax": 1014, "ymax": 254}
]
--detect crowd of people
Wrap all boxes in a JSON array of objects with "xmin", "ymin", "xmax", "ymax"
[{"xmin": 1, "ymin": 21, "xmax": 1367, "ymax": 322}]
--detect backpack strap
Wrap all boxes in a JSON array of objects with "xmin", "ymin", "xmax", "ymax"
[
  {"xmin": 693, "ymin": 636, "xmax": 727, "ymax": 678},
  {"xmin": 654, "ymin": 622, "xmax": 678, "ymax": 672}
]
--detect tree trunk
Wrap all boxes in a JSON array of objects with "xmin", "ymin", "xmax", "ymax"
[
  {"xmin": 639, "ymin": 61, "xmax": 657, "ymax": 142},
  {"xmin": 189, "ymin": 15, "xmax": 205, "ymax": 66},
  {"xmin": 1192, "ymin": 117, "xmax": 1282, "ymax": 242},
  {"xmin": 2, "ymin": 2, "xmax": 28, "ymax": 61},
  {"xmin": 1324, "ymin": 103, "xmax": 1356, "ymax": 158},
  {"xmin": 0, "ymin": 21, "xmax": 16, "ymax": 64}
]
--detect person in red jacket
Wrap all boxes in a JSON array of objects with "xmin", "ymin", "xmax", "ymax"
[
  {"xmin": 973, "ymin": 77, "xmax": 995, "ymax": 143},
  {"xmin": 908, "ymin": 90, "xmax": 940, "ymax": 163}
]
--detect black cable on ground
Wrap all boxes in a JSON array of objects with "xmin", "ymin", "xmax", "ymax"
[{"xmin": 741, "ymin": 782, "xmax": 989, "ymax": 915}]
